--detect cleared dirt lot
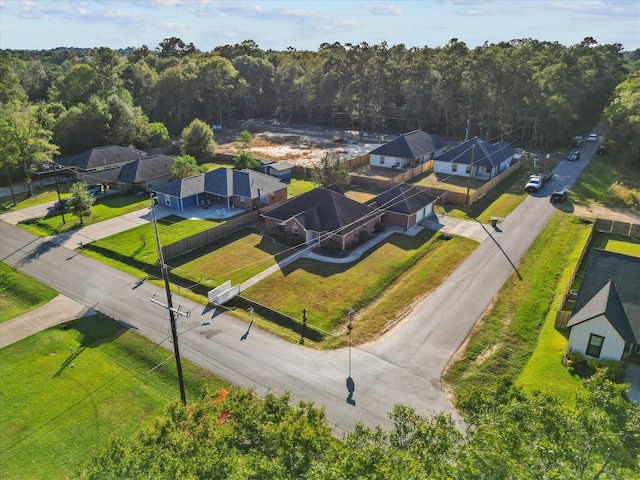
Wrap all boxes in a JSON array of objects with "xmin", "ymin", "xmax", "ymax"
[{"xmin": 215, "ymin": 121, "xmax": 383, "ymax": 168}]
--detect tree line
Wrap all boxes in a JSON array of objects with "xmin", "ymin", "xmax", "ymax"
[{"xmin": 1, "ymin": 36, "xmax": 638, "ymax": 188}]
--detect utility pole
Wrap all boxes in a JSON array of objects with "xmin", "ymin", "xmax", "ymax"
[
  {"xmin": 466, "ymin": 144, "xmax": 475, "ymax": 207},
  {"xmin": 52, "ymin": 162, "xmax": 65, "ymax": 224},
  {"xmin": 149, "ymin": 194, "xmax": 187, "ymax": 406}
]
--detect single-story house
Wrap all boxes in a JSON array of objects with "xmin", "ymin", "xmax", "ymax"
[
  {"xmin": 55, "ymin": 145, "xmax": 147, "ymax": 176},
  {"xmin": 154, "ymin": 167, "xmax": 288, "ymax": 212},
  {"xmin": 433, "ymin": 137, "xmax": 517, "ymax": 180},
  {"xmin": 257, "ymin": 159, "xmax": 295, "ymax": 180},
  {"xmin": 369, "ymin": 130, "xmax": 446, "ymax": 169},
  {"xmin": 566, "ymin": 249, "xmax": 640, "ymax": 363},
  {"xmin": 78, "ymin": 154, "xmax": 174, "ymax": 194},
  {"xmin": 262, "ymin": 187, "xmax": 383, "ymax": 251},
  {"xmin": 366, "ymin": 183, "xmax": 438, "ymax": 230}
]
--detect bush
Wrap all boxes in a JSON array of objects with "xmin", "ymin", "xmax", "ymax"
[
  {"xmin": 358, "ymin": 230, "xmax": 369, "ymax": 244},
  {"xmin": 586, "ymin": 358, "xmax": 600, "ymax": 372},
  {"xmin": 324, "ymin": 239, "xmax": 341, "ymax": 254},
  {"xmin": 374, "ymin": 222, "xmax": 386, "ymax": 233},
  {"xmin": 601, "ymin": 359, "xmax": 626, "ymax": 382},
  {"xmin": 569, "ymin": 351, "xmax": 584, "ymax": 365}
]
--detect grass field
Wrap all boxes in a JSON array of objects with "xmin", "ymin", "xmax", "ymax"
[
  {"xmin": 172, "ymin": 228, "xmax": 290, "ymax": 287},
  {"xmin": 243, "ymin": 230, "xmax": 477, "ymax": 340},
  {"xmin": 0, "ymin": 314, "xmax": 228, "ymax": 479},
  {"xmin": 443, "ymin": 212, "xmax": 594, "ymax": 404},
  {"xmin": 0, "ymin": 262, "xmax": 58, "ymax": 323},
  {"xmin": 0, "ymin": 182, "xmax": 72, "ymax": 212},
  {"xmin": 19, "ymin": 193, "xmax": 150, "ymax": 236},
  {"xmin": 87, "ymin": 215, "xmax": 221, "ymax": 266}
]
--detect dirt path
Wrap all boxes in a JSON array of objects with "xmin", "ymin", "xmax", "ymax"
[{"xmin": 571, "ymin": 202, "xmax": 640, "ymax": 224}]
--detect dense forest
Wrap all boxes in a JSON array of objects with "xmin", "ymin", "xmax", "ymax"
[{"xmin": 1, "ymin": 37, "xmax": 638, "ymax": 158}]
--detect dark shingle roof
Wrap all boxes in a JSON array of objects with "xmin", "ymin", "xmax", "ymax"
[
  {"xmin": 569, "ymin": 249, "xmax": 640, "ymax": 341},
  {"xmin": 119, "ymin": 154, "xmax": 174, "ymax": 183},
  {"xmin": 366, "ymin": 183, "xmax": 437, "ymax": 215},
  {"xmin": 370, "ymin": 130, "xmax": 445, "ymax": 159},
  {"xmin": 436, "ymin": 137, "xmax": 516, "ymax": 168},
  {"xmin": 155, "ymin": 168, "xmax": 285, "ymax": 199},
  {"xmin": 567, "ymin": 281, "xmax": 635, "ymax": 342},
  {"xmin": 263, "ymin": 187, "xmax": 377, "ymax": 235},
  {"xmin": 62, "ymin": 145, "xmax": 146, "ymax": 170}
]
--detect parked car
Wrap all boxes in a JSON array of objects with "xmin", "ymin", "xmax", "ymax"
[
  {"xmin": 87, "ymin": 184, "xmax": 102, "ymax": 196},
  {"xmin": 588, "ymin": 133, "xmax": 597, "ymax": 142},
  {"xmin": 566, "ymin": 150, "xmax": 581, "ymax": 161},
  {"xmin": 525, "ymin": 176, "xmax": 544, "ymax": 192},
  {"xmin": 54, "ymin": 198, "xmax": 68, "ymax": 211},
  {"xmin": 550, "ymin": 189, "xmax": 567, "ymax": 203},
  {"xmin": 597, "ymin": 145, "xmax": 607, "ymax": 155},
  {"xmin": 570, "ymin": 136, "xmax": 583, "ymax": 147}
]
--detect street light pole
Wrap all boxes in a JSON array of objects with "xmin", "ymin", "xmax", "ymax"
[{"xmin": 346, "ymin": 308, "xmax": 354, "ymax": 377}]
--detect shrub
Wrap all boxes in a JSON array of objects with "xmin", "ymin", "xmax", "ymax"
[
  {"xmin": 601, "ymin": 359, "xmax": 626, "ymax": 382},
  {"xmin": 586, "ymin": 358, "xmax": 600, "ymax": 372},
  {"xmin": 569, "ymin": 351, "xmax": 584, "ymax": 365},
  {"xmin": 374, "ymin": 222, "xmax": 386, "ymax": 233},
  {"xmin": 358, "ymin": 230, "xmax": 369, "ymax": 244}
]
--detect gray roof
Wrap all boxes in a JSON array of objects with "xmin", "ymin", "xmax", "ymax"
[
  {"xmin": 263, "ymin": 187, "xmax": 378, "ymax": 235},
  {"xmin": 154, "ymin": 167, "xmax": 285, "ymax": 199},
  {"xmin": 366, "ymin": 183, "xmax": 438, "ymax": 215},
  {"xmin": 569, "ymin": 249, "xmax": 640, "ymax": 342},
  {"xmin": 436, "ymin": 137, "xmax": 516, "ymax": 168},
  {"xmin": 267, "ymin": 161, "xmax": 295, "ymax": 172},
  {"xmin": 370, "ymin": 130, "xmax": 445, "ymax": 159},
  {"xmin": 57, "ymin": 145, "xmax": 146, "ymax": 170},
  {"xmin": 119, "ymin": 154, "xmax": 174, "ymax": 183}
]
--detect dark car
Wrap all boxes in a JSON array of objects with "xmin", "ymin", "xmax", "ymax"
[
  {"xmin": 597, "ymin": 145, "xmax": 607, "ymax": 155},
  {"xmin": 54, "ymin": 198, "xmax": 68, "ymax": 211},
  {"xmin": 566, "ymin": 150, "xmax": 581, "ymax": 161},
  {"xmin": 550, "ymin": 189, "xmax": 567, "ymax": 203}
]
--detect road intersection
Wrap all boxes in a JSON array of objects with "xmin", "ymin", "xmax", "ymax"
[{"xmin": 0, "ymin": 146, "xmax": 593, "ymax": 435}]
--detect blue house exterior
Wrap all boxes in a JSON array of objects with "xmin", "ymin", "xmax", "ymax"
[
  {"xmin": 154, "ymin": 167, "xmax": 287, "ymax": 212},
  {"xmin": 256, "ymin": 160, "xmax": 295, "ymax": 180}
]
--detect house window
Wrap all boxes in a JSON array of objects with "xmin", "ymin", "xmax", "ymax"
[
  {"xmin": 586, "ymin": 334, "xmax": 605, "ymax": 358},
  {"xmin": 452, "ymin": 164, "xmax": 457, "ymax": 172},
  {"xmin": 380, "ymin": 156, "xmax": 385, "ymax": 165},
  {"xmin": 165, "ymin": 197, "xmax": 170, "ymax": 206},
  {"xmin": 486, "ymin": 167, "xmax": 491, "ymax": 174},
  {"xmin": 635, "ymin": 345, "xmax": 640, "ymax": 355},
  {"xmin": 466, "ymin": 165, "xmax": 471, "ymax": 174},
  {"xmin": 292, "ymin": 224, "xmax": 298, "ymax": 235}
]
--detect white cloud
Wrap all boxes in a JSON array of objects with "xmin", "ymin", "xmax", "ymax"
[{"xmin": 362, "ymin": 3, "xmax": 402, "ymax": 15}]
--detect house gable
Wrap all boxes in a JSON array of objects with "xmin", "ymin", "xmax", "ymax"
[
  {"xmin": 366, "ymin": 183, "xmax": 437, "ymax": 216},
  {"xmin": 370, "ymin": 130, "xmax": 445, "ymax": 160},
  {"xmin": 435, "ymin": 137, "xmax": 516, "ymax": 170}
]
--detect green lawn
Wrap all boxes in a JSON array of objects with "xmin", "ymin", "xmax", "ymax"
[
  {"xmin": 19, "ymin": 193, "xmax": 151, "ymax": 236},
  {"xmin": 0, "ymin": 262, "xmax": 58, "ymax": 323},
  {"xmin": 243, "ymin": 230, "xmax": 477, "ymax": 339},
  {"xmin": 444, "ymin": 212, "xmax": 594, "ymax": 404},
  {"xmin": 0, "ymin": 314, "xmax": 228, "ymax": 480},
  {"xmin": 87, "ymin": 215, "xmax": 220, "ymax": 266},
  {"xmin": 0, "ymin": 182, "xmax": 72, "ymax": 211},
  {"xmin": 284, "ymin": 177, "xmax": 316, "ymax": 197},
  {"xmin": 172, "ymin": 228, "xmax": 290, "ymax": 287}
]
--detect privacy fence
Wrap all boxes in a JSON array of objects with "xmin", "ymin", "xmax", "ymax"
[{"xmin": 555, "ymin": 218, "xmax": 640, "ymax": 329}]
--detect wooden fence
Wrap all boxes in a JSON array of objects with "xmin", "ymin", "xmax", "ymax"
[
  {"xmin": 467, "ymin": 161, "xmax": 521, "ymax": 205},
  {"xmin": 162, "ymin": 210, "xmax": 261, "ymax": 260},
  {"xmin": 554, "ymin": 218, "xmax": 640, "ymax": 329}
]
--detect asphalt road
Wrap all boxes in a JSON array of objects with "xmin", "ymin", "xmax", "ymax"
[{"xmin": 0, "ymin": 141, "xmax": 595, "ymax": 435}]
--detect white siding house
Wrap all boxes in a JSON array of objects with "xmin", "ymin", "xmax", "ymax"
[{"xmin": 369, "ymin": 130, "xmax": 445, "ymax": 170}]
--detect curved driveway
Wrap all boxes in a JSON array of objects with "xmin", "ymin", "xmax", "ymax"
[{"xmin": 0, "ymin": 146, "xmax": 594, "ymax": 435}]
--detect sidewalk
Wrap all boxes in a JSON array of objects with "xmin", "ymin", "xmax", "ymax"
[
  {"xmin": 239, "ymin": 215, "xmax": 489, "ymax": 292},
  {"xmin": 0, "ymin": 295, "xmax": 92, "ymax": 348}
]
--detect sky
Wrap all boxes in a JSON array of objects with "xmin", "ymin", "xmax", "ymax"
[{"xmin": 1, "ymin": 0, "xmax": 639, "ymax": 53}]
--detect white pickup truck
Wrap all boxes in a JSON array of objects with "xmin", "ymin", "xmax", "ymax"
[{"xmin": 525, "ymin": 177, "xmax": 543, "ymax": 192}]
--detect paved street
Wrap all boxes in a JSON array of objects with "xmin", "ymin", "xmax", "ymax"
[{"xmin": 0, "ymin": 142, "xmax": 600, "ymax": 433}]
